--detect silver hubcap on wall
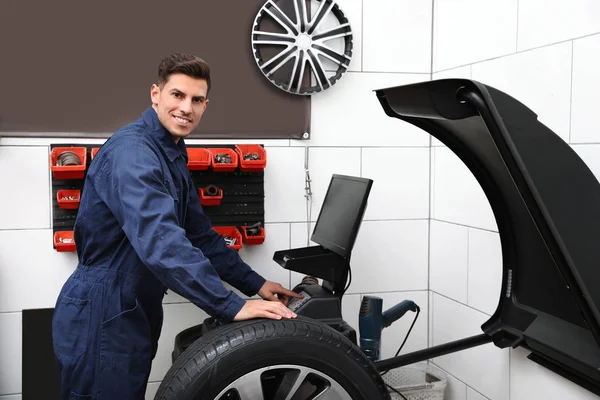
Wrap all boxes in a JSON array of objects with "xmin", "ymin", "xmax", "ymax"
[
  {"xmin": 215, "ymin": 364, "xmax": 353, "ymax": 400},
  {"xmin": 251, "ymin": 0, "xmax": 353, "ymax": 95}
]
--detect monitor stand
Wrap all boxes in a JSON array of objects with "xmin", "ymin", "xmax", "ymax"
[{"xmin": 273, "ymin": 245, "xmax": 356, "ymax": 344}]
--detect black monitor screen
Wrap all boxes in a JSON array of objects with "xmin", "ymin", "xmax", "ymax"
[{"xmin": 311, "ymin": 174, "xmax": 373, "ymax": 258}]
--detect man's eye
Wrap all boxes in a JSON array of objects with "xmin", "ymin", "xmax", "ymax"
[{"xmin": 173, "ymin": 93, "xmax": 181, "ymax": 98}]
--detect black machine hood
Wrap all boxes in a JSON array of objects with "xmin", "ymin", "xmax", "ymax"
[{"xmin": 375, "ymin": 79, "xmax": 600, "ymax": 395}]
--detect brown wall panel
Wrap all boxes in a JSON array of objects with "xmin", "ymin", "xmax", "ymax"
[{"xmin": 0, "ymin": 0, "xmax": 310, "ymax": 139}]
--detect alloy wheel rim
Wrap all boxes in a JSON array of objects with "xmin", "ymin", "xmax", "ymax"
[{"xmin": 215, "ymin": 363, "xmax": 354, "ymax": 400}]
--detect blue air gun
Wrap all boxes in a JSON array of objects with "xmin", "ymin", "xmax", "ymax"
[{"xmin": 358, "ymin": 296, "xmax": 419, "ymax": 362}]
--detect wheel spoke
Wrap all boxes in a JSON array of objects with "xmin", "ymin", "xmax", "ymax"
[
  {"xmin": 260, "ymin": 45, "xmax": 297, "ymax": 72},
  {"xmin": 253, "ymin": 30, "xmax": 296, "ymax": 45},
  {"xmin": 313, "ymin": 386, "xmax": 353, "ymax": 400},
  {"xmin": 265, "ymin": 0, "xmax": 299, "ymax": 35},
  {"xmin": 294, "ymin": 52, "xmax": 308, "ymax": 93},
  {"xmin": 283, "ymin": 369, "xmax": 311, "ymax": 400},
  {"xmin": 312, "ymin": 23, "xmax": 352, "ymax": 42},
  {"xmin": 306, "ymin": 49, "xmax": 328, "ymax": 91},
  {"xmin": 234, "ymin": 382, "xmax": 265, "ymax": 400},
  {"xmin": 215, "ymin": 364, "xmax": 354, "ymax": 400},
  {"xmin": 287, "ymin": 50, "xmax": 303, "ymax": 92},
  {"xmin": 293, "ymin": 0, "xmax": 307, "ymax": 32},
  {"xmin": 312, "ymin": 44, "xmax": 350, "ymax": 68},
  {"xmin": 266, "ymin": 50, "xmax": 298, "ymax": 77},
  {"xmin": 307, "ymin": 0, "xmax": 335, "ymax": 35}
]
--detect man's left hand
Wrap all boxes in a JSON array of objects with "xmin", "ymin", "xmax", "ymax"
[{"xmin": 258, "ymin": 281, "xmax": 303, "ymax": 306}]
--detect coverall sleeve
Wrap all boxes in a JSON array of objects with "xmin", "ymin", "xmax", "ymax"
[
  {"xmin": 184, "ymin": 185, "xmax": 266, "ymax": 297},
  {"xmin": 93, "ymin": 143, "xmax": 246, "ymax": 321}
]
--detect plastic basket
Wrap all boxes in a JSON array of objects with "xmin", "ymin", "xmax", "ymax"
[{"xmin": 383, "ymin": 363, "xmax": 447, "ymax": 400}]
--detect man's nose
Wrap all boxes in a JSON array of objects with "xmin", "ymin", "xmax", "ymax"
[{"xmin": 179, "ymin": 99, "xmax": 192, "ymax": 114}]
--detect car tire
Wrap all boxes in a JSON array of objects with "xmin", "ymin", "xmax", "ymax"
[{"xmin": 154, "ymin": 315, "xmax": 390, "ymax": 400}]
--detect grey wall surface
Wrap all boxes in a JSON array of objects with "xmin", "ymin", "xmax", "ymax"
[{"xmin": 0, "ymin": 0, "xmax": 310, "ymax": 139}]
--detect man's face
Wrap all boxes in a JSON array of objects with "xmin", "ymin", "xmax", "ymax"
[{"xmin": 150, "ymin": 73, "xmax": 209, "ymax": 141}]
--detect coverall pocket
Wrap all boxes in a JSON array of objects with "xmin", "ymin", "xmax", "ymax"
[
  {"xmin": 100, "ymin": 297, "xmax": 152, "ymax": 372},
  {"xmin": 52, "ymin": 296, "xmax": 91, "ymax": 357}
]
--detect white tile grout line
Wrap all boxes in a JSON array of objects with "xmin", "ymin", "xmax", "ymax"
[
  {"xmin": 466, "ymin": 227, "xmax": 470, "ymax": 305},
  {"xmin": 433, "ymin": 31, "xmax": 600, "ymax": 75},
  {"xmin": 430, "ymin": 361, "xmax": 493, "ymax": 400},
  {"xmin": 0, "ymin": 219, "xmax": 429, "ymax": 232},
  {"xmin": 361, "ymin": 0, "xmax": 364, "ymax": 72},
  {"xmin": 431, "ymin": 218, "xmax": 499, "ymax": 234},
  {"xmin": 569, "ymin": 40, "xmax": 575, "ymax": 144},
  {"xmin": 515, "ymin": 0, "xmax": 520, "ymax": 52},
  {"xmin": 430, "ymin": 0, "xmax": 435, "ymax": 78},
  {"xmin": 431, "ymin": 290, "xmax": 493, "ymax": 318}
]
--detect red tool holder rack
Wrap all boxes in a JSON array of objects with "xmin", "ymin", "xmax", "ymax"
[{"xmin": 50, "ymin": 143, "xmax": 266, "ymax": 252}]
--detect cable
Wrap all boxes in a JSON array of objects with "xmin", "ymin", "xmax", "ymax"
[
  {"xmin": 380, "ymin": 308, "xmax": 420, "ymax": 377},
  {"xmin": 378, "ymin": 308, "xmax": 420, "ymax": 399},
  {"xmin": 304, "ymin": 147, "xmax": 313, "ymax": 247},
  {"xmin": 385, "ymin": 383, "xmax": 408, "ymax": 400}
]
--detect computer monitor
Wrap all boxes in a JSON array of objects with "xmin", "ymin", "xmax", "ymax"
[{"xmin": 311, "ymin": 174, "xmax": 373, "ymax": 258}]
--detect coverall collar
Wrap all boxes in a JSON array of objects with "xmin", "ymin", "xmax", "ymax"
[{"xmin": 142, "ymin": 106, "xmax": 188, "ymax": 162}]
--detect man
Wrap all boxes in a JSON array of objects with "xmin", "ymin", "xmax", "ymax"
[{"xmin": 52, "ymin": 53, "xmax": 302, "ymax": 399}]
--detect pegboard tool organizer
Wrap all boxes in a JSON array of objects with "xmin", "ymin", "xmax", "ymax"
[{"xmin": 49, "ymin": 143, "xmax": 267, "ymax": 253}]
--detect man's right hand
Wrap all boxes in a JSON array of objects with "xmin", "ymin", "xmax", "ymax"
[{"xmin": 233, "ymin": 299, "xmax": 297, "ymax": 321}]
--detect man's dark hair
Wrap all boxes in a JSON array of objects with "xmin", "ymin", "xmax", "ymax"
[{"xmin": 157, "ymin": 53, "xmax": 211, "ymax": 95}]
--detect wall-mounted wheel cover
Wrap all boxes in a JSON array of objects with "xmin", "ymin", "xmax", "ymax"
[
  {"xmin": 251, "ymin": 0, "xmax": 353, "ymax": 95},
  {"xmin": 154, "ymin": 316, "xmax": 390, "ymax": 400}
]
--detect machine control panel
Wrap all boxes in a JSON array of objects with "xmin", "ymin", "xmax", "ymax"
[{"xmin": 287, "ymin": 291, "xmax": 311, "ymax": 312}]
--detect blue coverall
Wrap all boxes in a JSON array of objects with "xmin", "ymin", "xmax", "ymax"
[{"xmin": 52, "ymin": 106, "xmax": 266, "ymax": 399}]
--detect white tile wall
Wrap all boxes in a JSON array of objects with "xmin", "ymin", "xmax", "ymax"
[
  {"xmin": 572, "ymin": 145, "xmax": 600, "ymax": 182},
  {"xmin": 432, "ymin": 294, "xmax": 509, "ymax": 400},
  {"xmin": 570, "ymin": 34, "xmax": 600, "ymax": 143},
  {"xmin": 432, "ymin": 147, "xmax": 497, "ymax": 231},
  {"xmin": 363, "ymin": 0, "xmax": 432, "ymax": 73},
  {"xmin": 0, "ymin": 230, "xmax": 77, "ymax": 312},
  {"xmin": 0, "ymin": 396, "xmax": 21, "ymax": 400},
  {"xmin": 362, "ymin": 147, "xmax": 430, "ymax": 220},
  {"xmin": 467, "ymin": 229, "xmax": 502, "ymax": 316},
  {"xmin": 510, "ymin": 347, "xmax": 600, "ymax": 400},
  {"xmin": 325, "ymin": 0, "xmax": 363, "ymax": 73},
  {"xmin": 468, "ymin": 387, "xmax": 490, "ymax": 400},
  {"xmin": 349, "ymin": 220, "xmax": 428, "ymax": 293},
  {"xmin": 145, "ymin": 382, "xmax": 160, "ymax": 400},
  {"xmin": 433, "ymin": 0, "xmax": 518, "ymax": 72},
  {"xmin": 432, "ymin": 66, "xmax": 472, "ymax": 81},
  {"xmin": 263, "ymin": 147, "xmax": 307, "ymax": 222},
  {"xmin": 0, "ymin": 146, "xmax": 50, "ymax": 230},
  {"xmin": 439, "ymin": 366, "xmax": 468, "ymax": 400},
  {"xmin": 472, "ymin": 42, "xmax": 572, "ymax": 143},
  {"xmin": 148, "ymin": 303, "xmax": 209, "ymax": 382},
  {"xmin": 471, "ymin": 42, "xmax": 573, "ymax": 143},
  {"xmin": 517, "ymin": 0, "xmax": 600, "ymax": 51},
  {"xmin": 0, "ymin": 313, "xmax": 21, "ymax": 395},
  {"xmin": 304, "ymin": 72, "xmax": 431, "ymax": 147},
  {"xmin": 305, "ymin": 147, "xmax": 361, "ymax": 222},
  {"xmin": 429, "ymin": 221, "xmax": 468, "ymax": 304}
]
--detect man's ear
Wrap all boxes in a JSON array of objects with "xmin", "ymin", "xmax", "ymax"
[
  {"xmin": 150, "ymin": 84, "xmax": 160, "ymax": 105},
  {"xmin": 203, "ymin": 99, "xmax": 210, "ymax": 111}
]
